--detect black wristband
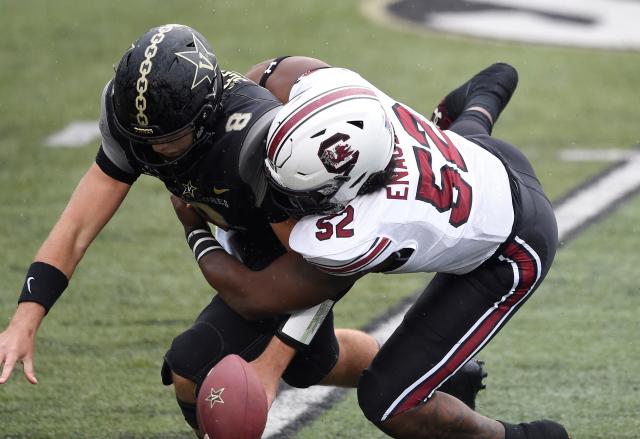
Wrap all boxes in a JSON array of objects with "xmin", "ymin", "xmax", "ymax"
[
  {"xmin": 186, "ymin": 228, "xmax": 224, "ymax": 262},
  {"xmin": 18, "ymin": 262, "xmax": 69, "ymax": 313}
]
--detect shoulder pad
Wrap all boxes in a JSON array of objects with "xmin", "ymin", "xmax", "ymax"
[
  {"xmin": 238, "ymin": 105, "xmax": 281, "ymax": 206},
  {"xmin": 221, "ymin": 70, "xmax": 250, "ymax": 92}
]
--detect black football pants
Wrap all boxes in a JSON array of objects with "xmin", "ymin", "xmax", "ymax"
[{"xmin": 358, "ymin": 132, "xmax": 558, "ymax": 422}]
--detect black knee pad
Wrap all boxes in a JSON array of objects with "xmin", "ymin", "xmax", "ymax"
[
  {"xmin": 162, "ymin": 321, "xmax": 225, "ymax": 385},
  {"xmin": 281, "ymin": 311, "xmax": 339, "ymax": 388},
  {"xmin": 176, "ymin": 398, "xmax": 199, "ymax": 431},
  {"xmin": 282, "ymin": 344, "xmax": 338, "ymax": 388},
  {"xmin": 162, "ymin": 295, "xmax": 277, "ymax": 386}
]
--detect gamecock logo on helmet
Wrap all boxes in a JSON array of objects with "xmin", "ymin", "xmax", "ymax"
[{"xmin": 318, "ymin": 133, "xmax": 360, "ymax": 175}]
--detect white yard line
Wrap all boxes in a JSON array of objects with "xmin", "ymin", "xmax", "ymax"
[
  {"xmin": 264, "ymin": 150, "xmax": 640, "ymax": 438},
  {"xmin": 44, "ymin": 121, "xmax": 99, "ymax": 147},
  {"xmin": 555, "ymin": 152, "xmax": 640, "ymax": 240}
]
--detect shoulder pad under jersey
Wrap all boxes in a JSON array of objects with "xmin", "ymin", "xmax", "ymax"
[{"xmin": 238, "ymin": 105, "xmax": 281, "ymax": 207}]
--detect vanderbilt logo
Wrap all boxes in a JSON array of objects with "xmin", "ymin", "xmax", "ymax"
[
  {"xmin": 175, "ymin": 33, "xmax": 218, "ymax": 90},
  {"xmin": 204, "ymin": 387, "xmax": 225, "ymax": 408},
  {"xmin": 135, "ymin": 24, "xmax": 179, "ymax": 126}
]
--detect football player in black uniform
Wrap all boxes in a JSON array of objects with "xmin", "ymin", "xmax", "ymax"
[{"xmin": 0, "ymin": 24, "xmax": 485, "ymax": 435}]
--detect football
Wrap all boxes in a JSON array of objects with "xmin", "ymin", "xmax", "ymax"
[{"xmin": 196, "ymin": 354, "xmax": 268, "ymax": 439}]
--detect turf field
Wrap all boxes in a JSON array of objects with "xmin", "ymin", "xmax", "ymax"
[{"xmin": 1, "ymin": 1, "xmax": 639, "ymax": 438}]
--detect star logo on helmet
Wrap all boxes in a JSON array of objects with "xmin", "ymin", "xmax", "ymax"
[
  {"xmin": 175, "ymin": 33, "xmax": 218, "ymax": 90},
  {"xmin": 182, "ymin": 180, "xmax": 198, "ymax": 198}
]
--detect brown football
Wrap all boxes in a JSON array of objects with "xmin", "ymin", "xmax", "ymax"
[{"xmin": 196, "ymin": 354, "xmax": 268, "ymax": 439}]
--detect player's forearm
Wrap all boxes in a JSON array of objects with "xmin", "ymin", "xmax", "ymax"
[
  {"xmin": 8, "ymin": 302, "xmax": 46, "ymax": 333},
  {"xmin": 173, "ymin": 197, "xmax": 347, "ymax": 317},
  {"xmin": 197, "ymin": 248, "xmax": 353, "ymax": 320},
  {"xmin": 20, "ymin": 202, "xmax": 97, "ymax": 315},
  {"xmin": 18, "ymin": 164, "xmax": 130, "ymax": 315},
  {"xmin": 197, "ymin": 251, "xmax": 276, "ymax": 320},
  {"xmin": 34, "ymin": 164, "xmax": 130, "ymax": 278},
  {"xmin": 34, "ymin": 220, "xmax": 90, "ymax": 279}
]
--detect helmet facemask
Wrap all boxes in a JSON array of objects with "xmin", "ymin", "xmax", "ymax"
[
  {"xmin": 115, "ymin": 90, "xmax": 220, "ymax": 177},
  {"xmin": 266, "ymin": 169, "xmax": 349, "ymax": 216}
]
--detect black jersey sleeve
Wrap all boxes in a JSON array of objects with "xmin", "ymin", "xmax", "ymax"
[
  {"xmin": 95, "ymin": 146, "xmax": 138, "ymax": 185},
  {"xmin": 237, "ymin": 105, "xmax": 281, "ymax": 207},
  {"xmin": 94, "ymin": 81, "xmax": 140, "ymax": 185}
]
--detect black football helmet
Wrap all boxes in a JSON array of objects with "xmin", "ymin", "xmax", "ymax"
[{"xmin": 112, "ymin": 24, "xmax": 223, "ymax": 176}]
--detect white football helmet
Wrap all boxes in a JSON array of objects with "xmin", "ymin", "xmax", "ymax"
[{"xmin": 265, "ymin": 84, "xmax": 394, "ymax": 215}]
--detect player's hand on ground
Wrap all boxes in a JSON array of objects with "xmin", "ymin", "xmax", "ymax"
[
  {"xmin": 170, "ymin": 195, "xmax": 207, "ymax": 231},
  {"xmin": 0, "ymin": 324, "xmax": 38, "ymax": 385}
]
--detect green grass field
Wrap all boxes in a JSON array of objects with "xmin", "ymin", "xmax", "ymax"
[{"xmin": 1, "ymin": 1, "xmax": 639, "ymax": 438}]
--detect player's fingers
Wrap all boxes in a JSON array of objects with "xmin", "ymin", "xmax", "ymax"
[
  {"xmin": 22, "ymin": 357, "xmax": 38, "ymax": 385},
  {"xmin": 0, "ymin": 353, "xmax": 17, "ymax": 384}
]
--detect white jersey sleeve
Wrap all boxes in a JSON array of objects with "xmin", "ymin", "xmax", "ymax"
[
  {"xmin": 299, "ymin": 236, "xmax": 396, "ymax": 276},
  {"xmin": 289, "ymin": 201, "xmax": 400, "ymax": 276}
]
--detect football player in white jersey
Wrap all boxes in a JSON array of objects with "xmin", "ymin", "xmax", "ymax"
[{"xmin": 171, "ymin": 62, "xmax": 570, "ymax": 438}]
